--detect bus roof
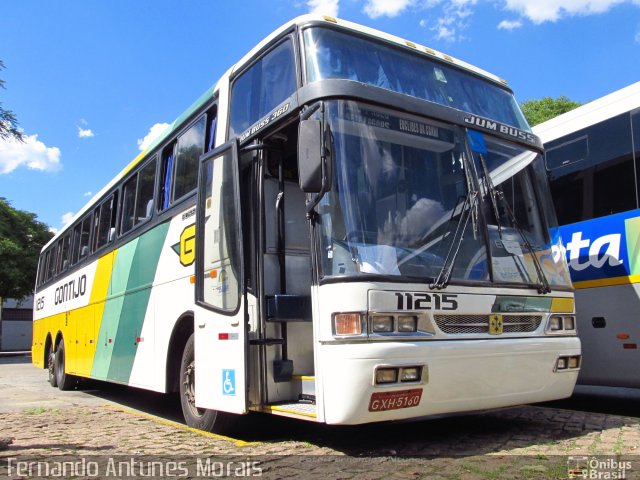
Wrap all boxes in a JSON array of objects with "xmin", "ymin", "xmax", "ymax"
[
  {"xmin": 533, "ymin": 81, "xmax": 640, "ymax": 143},
  {"xmin": 44, "ymin": 14, "xmax": 512, "ymax": 250}
]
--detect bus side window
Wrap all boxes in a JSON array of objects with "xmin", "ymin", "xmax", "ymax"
[
  {"xmin": 70, "ymin": 214, "xmax": 91, "ymax": 265},
  {"xmin": 121, "ymin": 157, "xmax": 156, "ymax": 232},
  {"xmin": 37, "ymin": 252, "xmax": 48, "ymax": 286},
  {"xmin": 94, "ymin": 193, "xmax": 118, "ymax": 251},
  {"xmin": 41, "ymin": 251, "xmax": 51, "ymax": 283},
  {"xmin": 159, "ymin": 144, "xmax": 175, "ymax": 211},
  {"xmin": 47, "ymin": 243, "xmax": 59, "ymax": 281},
  {"xmin": 58, "ymin": 234, "xmax": 71, "ymax": 273},
  {"xmin": 135, "ymin": 158, "xmax": 156, "ymax": 225},
  {"xmin": 206, "ymin": 108, "xmax": 217, "ymax": 152},
  {"xmin": 121, "ymin": 172, "xmax": 138, "ymax": 234},
  {"xmin": 229, "ymin": 39, "xmax": 296, "ymax": 138},
  {"xmin": 173, "ymin": 117, "xmax": 205, "ymax": 202}
]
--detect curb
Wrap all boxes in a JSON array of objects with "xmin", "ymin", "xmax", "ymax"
[{"xmin": 0, "ymin": 351, "xmax": 31, "ymax": 357}]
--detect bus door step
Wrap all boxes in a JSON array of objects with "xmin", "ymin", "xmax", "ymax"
[{"xmin": 264, "ymin": 401, "xmax": 317, "ymax": 420}]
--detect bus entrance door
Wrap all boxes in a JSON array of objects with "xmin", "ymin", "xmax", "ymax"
[{"xmin": 194, "ymin": 141, "xmax": 248, "ymax": 414}]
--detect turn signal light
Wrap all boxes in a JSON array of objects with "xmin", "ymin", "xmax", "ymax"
[{"xmin": 334, "ymin": 313, "xmax": 362, "ymax": 336}]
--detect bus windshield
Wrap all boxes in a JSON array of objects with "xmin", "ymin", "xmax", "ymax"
[
  {"xmin": 317, "ymin": 101, "xmax": 572, "ymax": 289},
  {"xmin": 303, "ymin": 27, "xmax": 529, "ymax": 131}
]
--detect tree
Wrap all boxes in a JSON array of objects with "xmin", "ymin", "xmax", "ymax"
[
  {"xmin": 521, "ymin": 96, "xmax": 583, "ymax": 127},
  {"xmin": 0, "ymin": 60, "xmax": 25, "ymax": 143},
  {"xmin": 0, "ymin": 198, "xmax": 53, "ymax": 301}
]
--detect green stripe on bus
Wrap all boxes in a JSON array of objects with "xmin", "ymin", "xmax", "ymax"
[
  {"xmin": 91, "ymin": 239, "xmax": 139, "ymax": 380},
  {"xmin": 107, "ymin": 222, "xmax": 170, "ymax": 383}
]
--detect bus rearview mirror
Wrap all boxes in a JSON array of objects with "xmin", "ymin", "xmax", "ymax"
[{"xmin": 298, "ymin": 120, "xmax": 323, "ymax": 193}]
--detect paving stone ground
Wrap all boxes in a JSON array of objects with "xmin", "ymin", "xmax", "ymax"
[{"xmin": 1, "ymin": 356, "xmax": 639, "ymax": 479}]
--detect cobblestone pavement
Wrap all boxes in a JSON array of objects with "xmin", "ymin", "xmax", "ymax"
[{"xmin": 1, "ymin": 357, "xmax": 639, "ymax": 479}]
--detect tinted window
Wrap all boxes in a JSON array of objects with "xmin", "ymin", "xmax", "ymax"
[
  {"xmin": 58, "ymin": 234, "xmax": 71, "ymax": 273},
  {"xmin": 547, "ymin": 112, "xmax": 637, "ymax": 224},
  {"xmin": 121, "ymin": 174, "xmax": 137, "ymax": 234},
  {"xmin": 593, "ymin": 157, "xmax": 636, "ymax": 218},
  {"xmin": 303, "ymin": 27, "xmax": 529, "ymax": 130},
  {"xmin": 633, "ymin": 109, "xmax": 640, "ymax": 206},
  {"xmin": 47, "ymin": 244, "xmax": 58, "ymax": 280},
  {"xmin": 121, "ymin": 158, "xmax": 156, "ymax": 235},
  {"xmin": 71, "ymin": 215, "xmax": 92, "ymax": 265},
  {"xmin": 135, "ymin": 159, "xmax": 156, "ymax": 224},
  {"xmin": 78, "ymin": 216, "xmax": 91, "ymax": 262},
  {"xmin": 550, "ymin": 172, "xmax": 585, "ymax": 225},
  {"xmin": 42, "ymin": 251, "xmax": 51, "ymax": 283},
  {"xmin": 229, "ymin": 40, "xmax": 296, "ymax": 137},
  {"xmin": 159, "ymin": 145, "xmax": 175, "ymax": 211},
  {"xmin": 174, "ymin": 118, "xmax": 205, "ymax": 201},
  {"xmin": 546, "ymin": 136, "xmax": 588, "ymax": 170},
  {"xmin": 93, "ymin": 194, "xmax": 118, "ymax": 251}
]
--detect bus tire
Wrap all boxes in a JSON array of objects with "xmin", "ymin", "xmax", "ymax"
[
  {"xmin": 48, "ymin": 349, "xmax": 58, "ymax": 388},
  {"xmin": 54, "ymin": 339, "xmax": 77, "ymax": 391},
  {"xmin": 179, "ymin": 334, "xmax": 235, "ymax": 434}
]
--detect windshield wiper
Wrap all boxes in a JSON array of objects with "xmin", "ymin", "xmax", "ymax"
[
  {"xmin": 497, "ymin": 190, "xmax": 551, "ymax": 294},
  {"xmin": 482, "ymin": 175, "xmax": 551, "ymax": 295},
  {"xmin": 430, "ymin": 151, "xmax": 479, "ymax": 290}
]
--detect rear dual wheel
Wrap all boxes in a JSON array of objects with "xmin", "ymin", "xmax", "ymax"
[
  {"xmin": 53, "ymin": 338, "xmax": 77, "ymax": 391},
  {"xmin": 47, "ymin": 348, "xmax": 58, "ymax": 388}
]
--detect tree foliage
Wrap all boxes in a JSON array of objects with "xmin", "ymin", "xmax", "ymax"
[
  {"xmin": 0, "ymin": 198, "xmax": 53, "ymax": 300},
  {"xmin": 0, "ymin": 60, "xmax": 25, "ymax": 143},
  {"xmin": 521, "ymin": 96, "xmax": 582, "ymax": 127}
]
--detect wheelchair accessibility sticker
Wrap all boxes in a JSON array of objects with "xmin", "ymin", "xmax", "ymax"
[{"xmin": 222, "ymin": 369, "xmax": 236, "ymax": 396}]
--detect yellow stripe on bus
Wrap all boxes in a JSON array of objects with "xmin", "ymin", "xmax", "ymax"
[
  {"xmin": 74, "ymin": 250, "xmax": 118, "ymax": 377},
  {"xmin": 573, "ymin": 275, "xmax": 640, "ymax": 290},
  {"xmin": 121, "ymin": 150, "xmax": 148, "ymax": 178},
  {"xmin": 550, "ymin": 297, "xmax": 575, "ymax": 313}
]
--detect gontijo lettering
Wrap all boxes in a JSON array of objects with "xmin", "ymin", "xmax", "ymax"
[{"xmin": 54, "ymin": 274, "xmax": 87, "ymax": 305}]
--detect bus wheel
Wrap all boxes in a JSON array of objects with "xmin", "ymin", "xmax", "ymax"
[
  {"xmin": 179, "ymin": 334, "xmax": 235, "ymax": 434},
  {"xmin": 48, "ymin": 349, "xmax": 58, "ymax": 388},
  {"xmin": 54, "ymin": 339, "xmax": 76, "ymax": 391}
]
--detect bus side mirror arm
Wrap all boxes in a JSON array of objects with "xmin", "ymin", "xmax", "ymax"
[{"xmin": 298, "ymin": 118, "xmax": 330, "ymax": 219}]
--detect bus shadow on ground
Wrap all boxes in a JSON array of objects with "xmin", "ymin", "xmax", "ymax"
[{"xmin": 75, "ymin": 380, "xmax": 635, "ymax": 457}]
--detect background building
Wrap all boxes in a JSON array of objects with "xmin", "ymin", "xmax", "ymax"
[{"xmin": 1, "ymin": 297, "xmax": 33, "ymax": 351}]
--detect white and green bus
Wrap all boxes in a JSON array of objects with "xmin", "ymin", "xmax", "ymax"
[{"xmin": 33, "ymin": 15, "xmax": 580, "ymax": 433}]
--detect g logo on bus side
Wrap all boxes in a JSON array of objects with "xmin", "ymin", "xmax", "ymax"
[{"xmin": 179, "ymin": 224, "xmax": 196, "ymax": 267}]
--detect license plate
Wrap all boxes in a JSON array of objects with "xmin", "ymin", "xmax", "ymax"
[{"xmin": 368, "ymin": 388, "xmax": 423, "ymax": 412}]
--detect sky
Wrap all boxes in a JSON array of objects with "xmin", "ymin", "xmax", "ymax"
[{"xmin": 1, "ymin": 0, "xmax": 639, "ymax": 232}]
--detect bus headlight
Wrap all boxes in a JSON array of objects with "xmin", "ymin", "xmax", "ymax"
[
  {"xmin": 398, "ymin": 315, "xmax": 418, "ymax": 332},
  {"xmin": 549, "ymin": 316, "xmax": 563, "ymax": 331},
  {"xmin": 555, "ymin": 355, "xmax": 581, "ymax": 371},
  {"xmin": 375, "ymin": 368, "xmax": 398, "ymax": 384},
  {"xmin": 547, "ymin": 315, "xmax": 576, "ymax": 333},
  {"xmin": 371, "ymin": 315, "xmax": 394, "ymax": 333},
  {"xmin": 564, "ymin": 316, "xmax": 576, "ymax": 331},
  {"xmin": 400, "ymin": 366, "xmax": 421, "ymax": 382}
]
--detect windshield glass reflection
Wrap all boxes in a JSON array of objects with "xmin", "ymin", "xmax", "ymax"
[
  {"xmin": 316, "ymin": 101, "xmax": 572, "ymax": 289},
  {"xmin": 303, "ymin": 27, "xmax": 529, "ymax": 130}
]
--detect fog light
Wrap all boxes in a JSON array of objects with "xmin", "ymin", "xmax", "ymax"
[
  {"xmin": 398, "ymin": 315, "xmax": 418, "ymax": 332},
  {"xmin": 549, "ymin": 316, "xmax": 563, "ymax": 331},
  {"xmin": 376, "ymin": 368, "xmax": 398, "ymax": 384},
  {"xmin": 556, "ymin": 357, "xmax": 568, "ymax": 370},
  {"xmin": 400, "ymin": 367, "xmax": 421, "ymax": 382},
  {"xmin": 371, "ymin": 316, "xmax": 394, "ymax": 333},
  {"xmin": 334, "ymin": 313, "xmax": 362, "ymax": 336},
  {"xmin": 568, "ymin": 356, "xmax": 580, "ymax": 369},
  {"xmin": 564, "ymin": 316, "xmax": 576, "ymax": 331}
]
